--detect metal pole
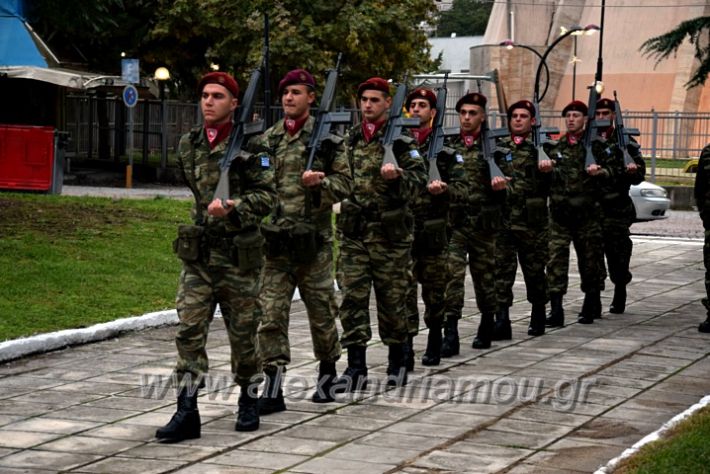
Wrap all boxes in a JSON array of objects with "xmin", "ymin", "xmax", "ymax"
[
  {"xmin": 651, "ymin": 109, "xmax": 658, "ymax": 182},
  {"xmin": 596, "ymin": 0, "xmax": 605, "ymax": 83},
  {"xmin": 572, "ymin": 36, "xmax": 577, "ymax": 100},
  {"xmin": 160, "ymin": 83, "xmax": 167, "ymax": 170},
  {"xmin": 127, "ymin": 106, "xmax": 134, "ymax": 188},
  {"xmin": 263, "ymin": 13, "xmax": 271, "ymax": 128}
]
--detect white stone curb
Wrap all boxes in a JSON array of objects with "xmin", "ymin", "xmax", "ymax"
[{"xmin": 594, "ymin": 394, "xmax": 710, "ymax": 473}]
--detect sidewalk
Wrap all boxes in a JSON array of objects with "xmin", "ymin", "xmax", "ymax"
[{"xmin": 0, "ymin": 235, "xmax": 708, "ymax": 473}]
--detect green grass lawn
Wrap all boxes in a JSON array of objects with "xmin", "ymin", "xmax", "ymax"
[
  {"xmin": 0, "ymin": 193, "xmax": 190, "ymax": 341},
  {"xmin": 615, "ymin": 406, "xmax": 710, "ymax": 473}
]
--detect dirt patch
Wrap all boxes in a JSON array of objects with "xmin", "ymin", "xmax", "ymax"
[{"xmin": 576, "ymin": 419, "xmax": 640, "ymax": 439}]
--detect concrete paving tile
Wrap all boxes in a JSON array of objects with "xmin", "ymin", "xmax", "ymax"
[
  {"xmin": 278, "ymin": 424, "xmax": 364, "ymax": 443},
  {"xmin": 0, "ymin": 449, "xmax": 102, "ymax": 471},
  {"xmin": 208, "ymin": 449, "xmax": 309, "ymax": 470},
  {"xmin": 572, "ymin": 417, "xmax": 661, "ymax": 447},
  {"xmin": 3, "ymin": 417, "xmax": 101, "ymax": 435},
  {"xmin": 51, "ymin": 380, "xmax": 137, "ymax": 395},
  {"xmin": 381, "ymin": 420, "xmax": 470, "ymax": 438},
  {"xmin": 45, "ymin": 405, "xmax": 136, "ymax": 423},
  {"xmin": 117, "ymin": 443, "xmax": 220, "ymax": 461},
  {"xmin": 0, "ymin": 414, "xmax": 26, "ymax": 427},
  {"xmin": 303, "ymin": 414, "xmax": 389, "ymax": 431},
  {"xmin": 287, "ymin": 457, "xmax": 395, "ymax": 474},
  {"xmin": 83, "ymin": 395, "xmax": 173, "ymax": 412},
  {"xmin": 446, "ymin": 440, "xmax": 534, "ymax": 459},
  {"xmin": 525, "ymin": 441, "xmax": 625, "ymax": 472},
  {"xmin": 322, "ymin": 442, "xmax": 421, "ymax": 465},
  {"xmin": 0, "ymin": 430, "xmax": 63, "ymax": 449},
  {"xmin": 463, "ymin": 428, "xmax": 561, "ymax": 450},
  {"xmin": 239, "ymin": 434, "xmax": 336, "ymax": 456},
  {"xmin": 594, "ymin": 375, "xmax": 656, "ymax": 390},
  {"xmin": 70, "ymin": 457, "xmax": 185, "ymax": 473},
  {"xmin": 407, "ymin": 409, "xmax": 489, "ymax": 428},
  {"xmin": 175, "ymin": 464, "xmax": 272, "ymax": 474},
  {"xmin": 81, "ymin": 422, "xmax": 158, "ymax": 441},
  {"xmin": 8, "ymin": 389, "xmax": 104, "ymax": 407},
  {"xmin": 505, "ymin": 463, "xmax": 586, "ymax": 473},
  {"xmin": 652, "ymin": 375, "xmax": 710, "ymax": 397},
  {"xmin": 0, "ymin": 447, "xmax": 19, "ymax": 458},
  {"xmin": 358, "ymin": 431, "xmax": 444, "ymax": 451},
  {"xmin": 508, "ymin": 406, "xmax": 593, "ymax": 427},
  {"xmin": 335, "ymin": 402, "xmax": 419, "ymax": 421},
  {"xmin": 38, "ymin": 435, "xmax": 142, "ymax": 455},
  {"xmin": 489, "ymin": 418, "xmax": 573, "ymax": 439},
  {"xmin": 412, "ymin": 449, "xmax": 506, "ymax": 472}
]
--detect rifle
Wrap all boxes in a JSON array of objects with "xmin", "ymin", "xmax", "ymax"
[
  {"xmin": 531, "ymin": 99, "xmax": 559, "ymax": 165},
  {"xmin": 381, "ymin": 78, "xmax": 420, "ymax": 168},
  {"xmin": 305, "ymin": 53, "xmax": 351, "ymax": 171},
  {"xmin": 479, "ymin": 118, "xmax": 508, "ymax": 181},
  {"xmin": 580, "ymin": 85, "xmax": 610, "ymax": 168},
  {"xmin": 613, "ymin": 90, "xmax": 640, "ymax": 167},
  {"xmin": 425, "ymin": 75, "xmax": 449, "ymax": 183},
  {"xmin": 213, "ymin": 60, "xmax": 266, "ymax": 205}
]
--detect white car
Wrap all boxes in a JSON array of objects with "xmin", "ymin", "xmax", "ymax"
[{"xmin": 630, "ymin": 181, "xmax": 670, "ymax": 221}]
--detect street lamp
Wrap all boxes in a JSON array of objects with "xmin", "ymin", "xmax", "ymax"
[
  {"xmin": 533, "ymin": 24, "xmax": 600, "ymax": 103},
  {"xmin": 154, "ymin": 66, "xmax": 170, "ymax": 172},
  {"xmin": 499, "ymin": 39, "xmax": 551, "ymax": 103}
]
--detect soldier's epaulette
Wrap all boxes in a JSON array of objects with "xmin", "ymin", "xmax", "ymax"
[
  {"xmin": 394, "ymin": 135, "xmax": 415, "ymax": 145},
  {"xmin": 496, "ymin": 146, "xmax": 511, "ymax": 155},
  {"xmin": 323, "ymin": 134, "xmax": 344, "ymax": 146}
]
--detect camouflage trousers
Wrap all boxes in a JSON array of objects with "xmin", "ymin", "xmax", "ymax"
[
  {"xmin": 496, "ymin": 225, "xmax": 550, "ymax": 307},
  {"xmin": 444, "ymin": 227, "xmax": 498, "ymax": 321},
  {"xmin": 704, "ymin": 228, "xmax": 710, "ymax": 314},
  {"xmin": 338, "ymin": 235, "xmax": 410, "ymax": 347},
  {"xmin": 405, "ymin": 247, "xmax": 449, "ymax": 334},
  {"xmin": 600, "ymin": 215, "xmax": 633, "ymax": 286},
  {"xmin": 547, "ymin": 216, "xmax": 604, "ymax": 295},
  {"xmin": 174, "ymin": 261, "xmax": 261, "ymax": 388},
  {"xmin": 257, "ymin": 245, "xmax": 341, "ymax": 370}
]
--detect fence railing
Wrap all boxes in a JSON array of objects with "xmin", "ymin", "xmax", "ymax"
[{"xmin": 64, "ymin": 94, "xmax": 710, "ymax": 172}]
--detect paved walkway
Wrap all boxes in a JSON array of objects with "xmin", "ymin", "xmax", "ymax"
[{"xmin": 0, "ymin": 233, "xmax": 708, "ymax": 473}]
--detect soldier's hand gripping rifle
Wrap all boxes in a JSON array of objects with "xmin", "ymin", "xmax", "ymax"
[
  {"xmin": 213, "ymin": 59, "xmax": 266, "ymax": 205},
  {"xmin": 581, "ymin": 85, "xmax": 610, "ymax": 169},
  {"xmin": 613, "ymin": 90, "xmax": 640, "ymax": 168},
  {"xmin": 381, "ymin": 78, "xmax": 420, "ymax": 169},
  {"xmin": 425, "ymin": 75, "xmax": 450, "ymax": 184},
  {"xmin": 305, "ymin": 53, "xmax": 350, "ymax": 172},
  {"xmin": 532, "ymin": 98, "xmax": 559, "ymax": 165},
  {"xmin": 480, "ymin": 116, "xmax": 509, "ymax": 182}
]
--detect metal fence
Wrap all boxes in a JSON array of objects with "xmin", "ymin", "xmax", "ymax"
[{"xmin": 64, "ymin": 94, "xmax": 710, "ymax": 167}]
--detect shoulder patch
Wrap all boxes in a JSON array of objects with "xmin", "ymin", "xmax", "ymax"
[
  {"xmin": 505, "ymin": 152, "xmax": 513, "ymax": 162},
  {"xmin": 455, "ymin": 154, "xmax": 464, "ymax": 163},
  {"xmin": 260, "ymin": 155, "xmax": 270, "ymax": 168},
  {"xmin": 409, "ymin": 149, "xmax": 421, "ymax": 159}
]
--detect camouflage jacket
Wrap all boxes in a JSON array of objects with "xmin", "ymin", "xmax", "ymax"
[
  {"xmin": 695, "ymin": 144, "xmax": 710, "ymax": 220},
  {"xmin": 177, "ymin": 125, "xmax": 276, "ymax": 235},
  {"xmin": 594, "ymin": 131, "xmax": 646, "ymax": 217},
  {"xmin": 407, "ymin": 129, "xmax": 467, "ymax": 222},
  {"xmin": 497, "ymin": 135, "xmax": 552, "ymax": 228},
  {"xmin": 343, "ymin": 123, "xmax": 427, "ymax": 213},
  {"xmin": 249, "ymin": 116, "xmax": 353, "ymax": 235},
  {"xmin": 445, "ymin": 133, "xmax": 506, "ymax": 227}
]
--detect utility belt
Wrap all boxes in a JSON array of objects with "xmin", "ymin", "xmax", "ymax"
[
  {"xmin": 173, "ymin": 224, "xmax": 264, "ymax": 271},
  {"xmin": 261, "ymin": 222, "xmax": 324, "ymax": 264},
  {"xmin": 413, "ymin": 217, "xmax": 449, "ymax": 256},
  {"xmin": 550, "ymin": 195, "xmax": 592, "ymax": 227},
  {"xmin": 337, "ymin": 199, "xmax": 412, "ymax": 242},
  {"xmin": 523, "ymin": 196, "xmax": 549, "ymax": 228}
]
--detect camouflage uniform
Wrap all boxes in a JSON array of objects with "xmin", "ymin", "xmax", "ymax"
[
  {"xmin": 694, "ymin": 144, "xmax": 710, "ymax": 332},
  {"xmin": 546, "ymin": 135, "xmax": 607, "ymax": 323},
  {"xmin": 174, "ymin": 126, "xmax": 276, "ymax": 389},
  {"xmin": 251, "ymin": 116, "xmax": 352, "ymax": 370},
  {"xmin": 595, "ymin": 133, "xmax": 645, "ymax": 295},
  {"xmin": 495, "ymin": 136, "xmax": 552, "ymax": 314},
  {"xmin": 444, "ymin": 134, "xmax": 504, "ymax": 323},
  {"xmin": 338, "ymin": 127, "xmax": 427, "ymax": 348}
]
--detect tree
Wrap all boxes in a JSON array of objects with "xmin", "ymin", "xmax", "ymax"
[
  {"xmin": 640, "ymin": 16, "xmax": 710, "ymax": 89},
  {"xmin": 435, "ymin": 0, "xmax": 492, "ymax": 38}
]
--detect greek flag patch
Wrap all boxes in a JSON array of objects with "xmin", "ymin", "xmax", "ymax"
[
  {"xmin": 455, "ymin": 154, "xmax": 464, "ymax": 163},
  {"xmin": 409, "ymin": 150, "xmax": 421, "ymax": 159},
  {"xmin": 260, "ymin": 155, "xmax": 270, "ymax": 168},
  {"xmin": 506, "ymin": 152, "xmax": 513, "ymax": 162}
]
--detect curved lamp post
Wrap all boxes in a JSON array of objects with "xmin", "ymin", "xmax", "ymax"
[
  {"xmin": 154, "ymin": 67, "xmax": 171, "ymax": 171},
  {"xmin": 533, "ymin": 24, "xmax": 600, "ymax": 104},
  {"xmin": 499, "ymin": 39, "xmax": 551, "ymax": 103}
]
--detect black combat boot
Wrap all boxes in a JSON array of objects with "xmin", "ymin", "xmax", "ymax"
[
  {"xmin": 386, "ymin": 343, "xmax": 408, "ymax": 387},
  {"xmin": 589, "ymin": 290, "xmax": 602, "ymax": 320},
  {"xmin": 311, "ymin": 360, "xmax": 337, "ymax": 403},
  {"xmin": 332, "ymin": 346, "xmax": 368, "ymax": 393},
  {"xmin": 527, "ymin": 304, "xmax": 546, "ymax": 336},
  {"xmin": 235, "ymin": 389, "xmax": 259, "ymax": 432},
  {"xmin": 609, "ymin": 285, "xmax": 626, "ymax": 314},
  {"xmin": 546, "ymin": 293, "xmax": 565, "ymax": 327},
  {"xmin": 577, "ymin": 291, "xmax": 598, "ymax": 324},
  {"xmin": 155, "ymin": 388, "xmax": 201, "ymax": 442},
  {"xmin": 440, "ymin": 318, "xmax": 460, "ymax": 357},
  {"xmin": 258, "ymin": 367, "xmax": 286, "ymax": 415},
  {"xmin": 699, "ymin": 316, "xmax": 710, "ymax": 333},
  {"xmin": 472, "ymin": 312, "xmax": 495, "ymax": 349},
  {"xmin": 492, "ymin": 307, "xmax": 512, "ymax": 340},
  {"xmin": 421, "ymin": 323, "xmax": 442, "ymax": 366},
  {"xmin": 404, "ymin": 335, "xmax": 415, "ymax": 372}
]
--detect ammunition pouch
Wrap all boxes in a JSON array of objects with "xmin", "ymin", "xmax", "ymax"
[
  {"xmin": 551, "ymin": 195, "xmax": 589, "ymax": 227},
  {"xmin": 261, "ymin": 222, "xmax": 287, "ymax": 258},
  {"xmin": 173, "ymin": 225, "xmax": 206, "ymax": 263},
  {"xmin": 290, "ymin": 222, "xmax": 321, "ymax": 264},
  {"xmin": 525, "ymin": 197, "xmax": 548, "ymax": 227},
  {"xmin": 476, "ymin": 204, "xmax": 503, "ymax": 232},
  {"xmin": 337, "ymin": 199, "xmax": 363, "ymax": 239},
  {"xmin": 231, "ymin": 228, "xmax": 264, "ymax": 272},
  {"xmin": 600, "ymin": 191, "xmax": 632, "ymax": 218},
  {"xmin": 381, "ymin": 206, "xmax": 412, "ymax": 242},
  {"xmin": 418, "ymin": 218, "xmax": 448, "ymax": 255}
]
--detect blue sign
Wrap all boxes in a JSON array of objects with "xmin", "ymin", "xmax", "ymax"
[
  {"xmin": 122, "ymin": 85, "xmax": 138, "ymax": 108},
  {"xmin": 121, "ymin": 58, "xmax": 140, "ymax": 84}
]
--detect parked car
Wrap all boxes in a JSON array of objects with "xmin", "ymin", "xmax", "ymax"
[{"xmin": 630, "ymin": 181, "xmax": 671, "ymax": 221}]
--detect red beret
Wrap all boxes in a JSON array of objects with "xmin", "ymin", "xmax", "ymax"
[
  {"xmin": 562, "ymin": 100, "xmax": 588, "ymax": 117},
  {"xmin": 406, "ymin": 87, "xmax": 436, "ymax": 110},
  {"xmin": 596, "ymin": 97, "xmax": 614, "ymax": 111},
  {"xmin": 357, "ymin": 77, "xmax": 390, "ymax": 97},
  {"xmin": 455, "ymin": 92, "xmax": 487, "ymax": 112},
  {"xmin": 278, "ymin": 68, "xmax": 316, "ymax": 96},
  {"xmin": 507, "ymin": 99, "xmax": 536, "ymax": 119},
  {"xmin": 198, "ymin": 72, "xmax": 239, "ymax": 98}
]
